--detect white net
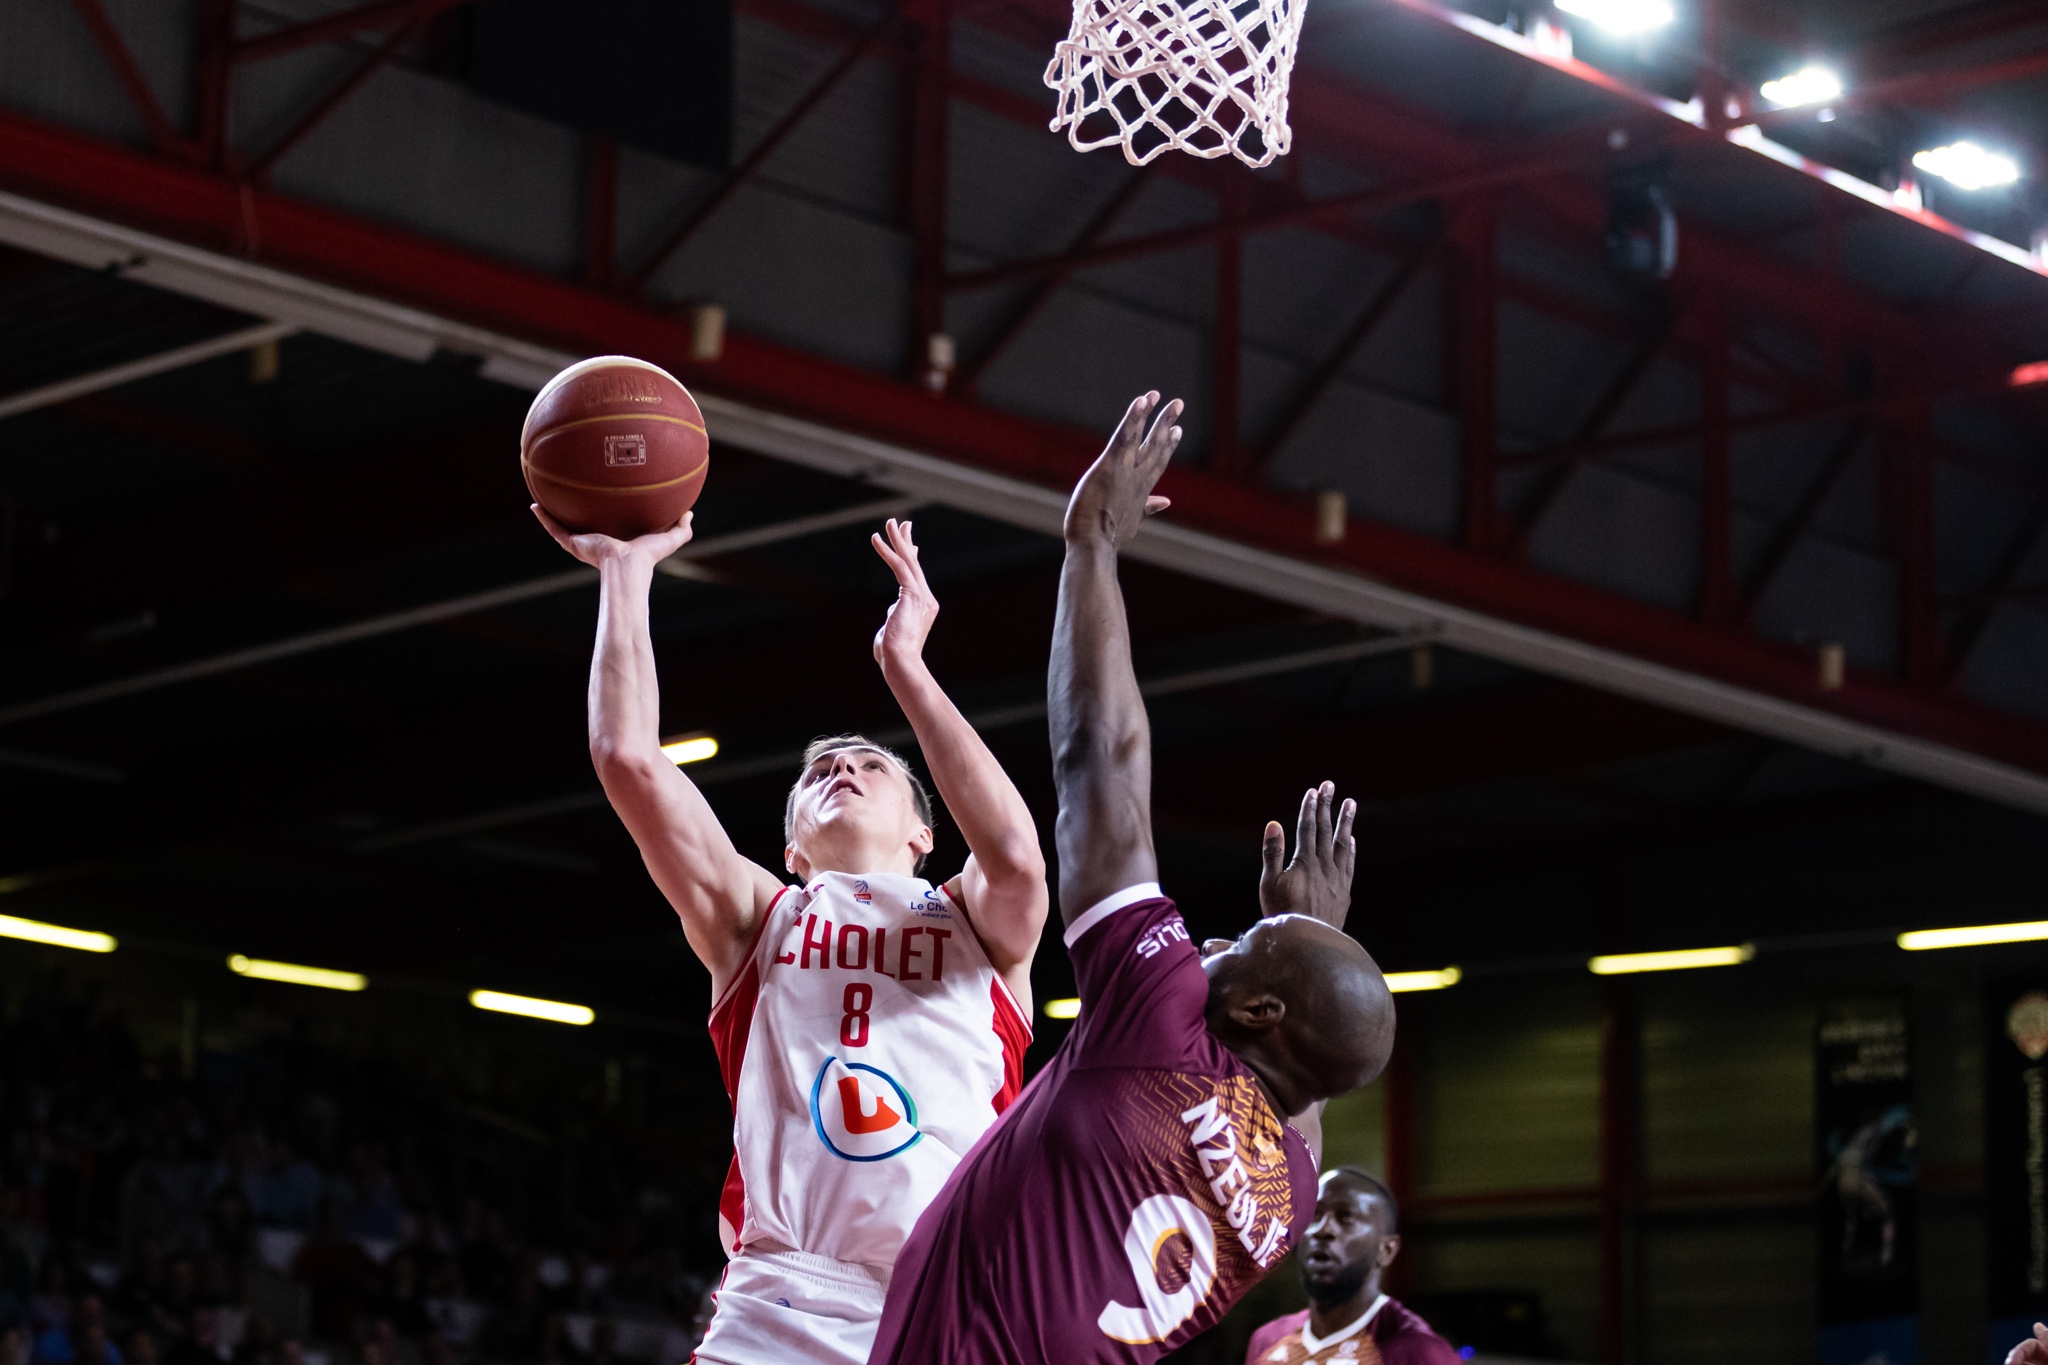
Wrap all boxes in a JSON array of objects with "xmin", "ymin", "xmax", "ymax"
[{"xmin": 1043, "ymin": 0, "xmax": 1306, "ymax": 167}]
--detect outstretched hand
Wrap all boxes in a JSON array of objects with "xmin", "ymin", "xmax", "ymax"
[
  {"xmin": 871, "ymin": 518, "xmax": 938, "ymax": 673},
  {"xmin": 2009, "ymin": 1323, "xmax": 2048, "ymax": 1365},
  {"xmin": 1258, "ymin": 781, "xmax": 1358, "ymax": 930},
  {"xmin": 532, "ymin": 504, "xmax": 693, "ymax": 567},
  {"xmin": 1063, "ymin": 392, "xmax": 1183, "ymax": 550}
]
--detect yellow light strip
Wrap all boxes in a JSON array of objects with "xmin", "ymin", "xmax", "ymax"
[
  {"xmin": 1898, "ymin": 920, "xmax": 2048, "ymax": 951},
  {"xmin": 0, "ymin": 913, "xmax": 116, "ymax": 953},
  {"xmin": 227, "ymin": 955, "xmax": 366, "ymax": 991},
  {"xmin": 1043, "ymin": 997, "xmax": 1080, "ymax": 1020},
  {"xmin": 660, "ymin": 735, "xmax": 718, "ymax": 765},
  {"xmin": 1385, "ymin": 966, "xmax": 1462, "ymax": 993},
  {"xmin": 470, "ymin": 989, "xmax": 594, "ymax": 1026},
  {"xmin": 1589, "ymin": 945, "xmax": 1754, "ymax": 975}
]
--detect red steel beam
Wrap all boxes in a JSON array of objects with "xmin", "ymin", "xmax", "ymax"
[
  {"xmin": 1252, "ymin": 228, "xmax": 1441, "ymax": 468},
  {"xmin": 1946, "ymin": 492, "xmax": 2048, "ymax": 682},
  {"xmin": 4, "ymin": 109, "xmax": 2048, "ymax": 778},
  {"xmin": 193, "ymin": 0, "xmax": 234, "ymax": 170},
  {"xmin": 232, "ymin": 0, "xmax": 476, "ymax": 63},
  {"xmin": 624, "ymin": 10, "xmax": 903, "ymax": 296},
  {"xmin": 952, "ymin": 166, "xmax": 1154, "ymax": 395},
  {"xmin": 244, "ymin": 0, "xmax": 448, "ymax": 183},
  {"xmin": 1452, "ymin": 199, "xmax": 1498, "ymax": 553},
  {"xmin": 66, "ymin": 0, "xmax": 190, "ymax": 160},
  {"xmin": 906, "ymin": 0, "xmax": 952, "ymax": 364},
  {"xmin": 1699, "ymin": 299, "xmax": 1734, "ymax": 624}
]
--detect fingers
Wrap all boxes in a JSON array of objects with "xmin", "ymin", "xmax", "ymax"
[
  {"xmin": 1113, "ymin": 392, "xmax": 1160, "ymax": 451},
  {"xmin": 1143, "ymin": 495, "xmax": 1172, "ymax": 517},
  {"xmin": 1293, "ymin": 787, "xmax": 1317, "ymax": 865},
  {"xmin": 1335, "ymin": 797, "xmax": 1358, "ymax": 866},
  {"xmin": 1315, "ymin": 780, "xmax": 1336, "ymax": 857},
  {"xmin": 531, "ymin": 503, "xmax": 572, "ymax": 544},
  {"xmin": 871, "ymin": 529, "xmax": 909, "ymax": 580},
  {"xmin": 1260, "ymin": 820, "xmax": 1286, "ymax": 884}
]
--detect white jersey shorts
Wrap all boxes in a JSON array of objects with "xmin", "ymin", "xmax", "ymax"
[{"xmin": 691, "ymin": 1245, "xmax": 886, "ymax": 1365}]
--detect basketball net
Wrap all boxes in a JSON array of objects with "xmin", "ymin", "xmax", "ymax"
[{"xmin": 1043, "ymin": 0, "xmax": 1305, "ymax": 167}]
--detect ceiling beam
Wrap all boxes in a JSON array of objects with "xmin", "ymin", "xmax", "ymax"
[{"xmin": 2, "ymin": 122, "xmax": 2048, "ymax": 812}]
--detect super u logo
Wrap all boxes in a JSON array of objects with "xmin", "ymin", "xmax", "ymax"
[{"xmin": 809, "ymin": 1057, "xmax": 922, "ymax": 1161}]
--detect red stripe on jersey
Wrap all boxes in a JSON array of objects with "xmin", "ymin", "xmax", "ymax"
[
  {"xmin": 706, "ymin": 888, "xmax": 788, "ymax": 1254},
  {"xmin": 989, "ymin": 977, "xmax": 1031, "ymax": 1113}
]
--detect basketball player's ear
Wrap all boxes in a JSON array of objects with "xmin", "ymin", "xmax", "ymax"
[
  {"xmin": 784, "ymin": 845, "xmax": 803, "ymax": 879},
  {"xmin": 1377, "ymin": 1232, "xmax": 1401, "ymax": 1269},
  {"xmin": 1227, "ymin": 992, "xmax": 1285, "ymax": 1033},
  {"xmin": 910, "ymin": 825, "xmax": 935, "ymax": 859}
]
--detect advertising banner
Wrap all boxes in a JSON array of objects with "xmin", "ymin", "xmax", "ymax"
[
  {"xmin": 1987, "ymin": 981, "xmax": 2048, "ymax": 1365},
  {"xmin": 1816, "ymin": 994, "xmax": 1919, "ymax": 1365}
]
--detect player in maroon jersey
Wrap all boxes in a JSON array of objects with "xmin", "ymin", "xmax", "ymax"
[
  {"xmin": 869, "ymin": 391, "xmax": 1396, "ymax": 1365},
  {"xmin": 1244, "ymin": 1169, "xmax": 1458, "ymax": 1365}
]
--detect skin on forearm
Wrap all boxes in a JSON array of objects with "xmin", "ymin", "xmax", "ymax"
[
  {"xmin": 589, "ymin": 552, "xmax": 665, "ymax": 759},
  {"xmin": 879, "ymin": 651, "xmax": 1047, "ymax": 970},
  {"xmin": 1049, "ymin": 538, "xmax": 1159, "ymax": 923}
]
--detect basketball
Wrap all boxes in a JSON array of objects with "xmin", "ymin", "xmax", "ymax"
[{"xmin": 521, "ymin": 356, "xmax": 710, "ymax": 539}]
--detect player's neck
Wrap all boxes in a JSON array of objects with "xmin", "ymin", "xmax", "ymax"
[
  {"xmin": 1307, "ymin": 1278, "xmax": 1384, "ymax": 1340},
  {"xmin": 791, "ymin": 838, "xmax": 920, "ymax": 882}
]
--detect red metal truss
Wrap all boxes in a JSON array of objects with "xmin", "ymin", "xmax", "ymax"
[{"xmin": 6, "ymin": 110, "xmax": 2043, "ymax": 777}]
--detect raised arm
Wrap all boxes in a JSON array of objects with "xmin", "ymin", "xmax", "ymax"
[
  {"xmin": 1049, "ymin": 392, "xmax": 1184, "ymax": 925},
  {"xmin": 870, "ymin": 519, "xmax": 1048, "ymax": 995},
  {"xmin": 534, "ymin": 505, "xmax": 786, "ymax": 1000},
  {"xmin": 1258, "ymin": 782, "xmax": 1358, "ymax": 931}
]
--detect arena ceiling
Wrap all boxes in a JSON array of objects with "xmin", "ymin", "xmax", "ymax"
[{"xmin": 2, "ymin": 0, "xmax": 2048, "ymax": 1023}]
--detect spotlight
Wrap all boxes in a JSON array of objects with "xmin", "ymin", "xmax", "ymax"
[
  {"xmin": 1589, "ymin": 945, "xmax": 1754, "ymax": 974},
  {"xmin": 1912, "ymin": 141, "xmax": 2021, "ymax": 191},
  {"xmin": 0, "ymin": 914, "xmax": 115, "ymax": 954},
  {"xmin": 1759, "ymin": 66, "xmax": 1843, "ymax": 110},
  {"xmin": 1043, "ymin": 997, "xmax": 1081, "ymax": 1019},
  {"xmin": 1554, "ymin": 0, "xmax": 1674, "ymax": 35},
  {"xmin": 660, "ymin": 734, "xmax": 718, "ymax": 765},
  {"xmin": 228, "ymin": 955, "xmax": 366, "ymax": 991},
  {"xmin": 1898, "ymin": 920, "xmax": 2048, "ymax": 951},
  {"xmin": 470, "ymin": 989, "xmax": 595, "ymax": 1025},
  {"xmin": 1385, "ymin": 967, "xmax": 1462, "ymax": 993}
]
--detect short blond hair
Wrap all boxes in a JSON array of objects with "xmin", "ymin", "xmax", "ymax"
[{"xmin": 784, "ymin": 735, "xmax": 935, "ymax": 871}]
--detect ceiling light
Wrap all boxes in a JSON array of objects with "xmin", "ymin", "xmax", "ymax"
[
  {"xmin": 470, "ymin": 989, "xmax": 595, "ymax": 1025},
  {"xmin": 1385, "ymin": 967, "xmax": 1462, "ymax": 993},
  {"xmin": 228, "ymin": 955, "xmax": 366, "ymax": 991},
  {"xmin": 1589, "ymin": 944, "xmax": 1754, "ymax": 974},
  {"xmin": 1912, "ymin": 141, "xmax": 2021, "ymax": 191},
  {"xmin": 1553, "ymin": 0, "xmax": 1675, "ymax": 35},
  {"xmin": 1043, "ymin": 997, "xmax": 1081, "ymax": 1019},
  {"xmin": 660, "ymin": 734, "xmax": 718, "ymax": 765},
  {"xmin": 0, "ymin": 913, "xmax": 116, "ymax": 953},
  {"xmin": 1759, "ymin": 66, "xmax": 1843, "ymax": 109},
  {"xmin": 1898, "ymin": 920, "xmax": 2048, "ymax": 951}
]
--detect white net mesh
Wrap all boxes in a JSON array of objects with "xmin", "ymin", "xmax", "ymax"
[{"xmin": 1043, "ymin": 0, "xmax": 1306, "ymax": 167}]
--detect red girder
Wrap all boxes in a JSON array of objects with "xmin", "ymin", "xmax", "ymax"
[{"xmin": 2, "ymin": 109, "xmax": 2047, "ymax": 779}]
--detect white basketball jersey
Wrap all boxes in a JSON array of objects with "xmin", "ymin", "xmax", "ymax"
[{"xmin": 708, "ymin": 870, "xmax": 1031, "ymax": 1273}]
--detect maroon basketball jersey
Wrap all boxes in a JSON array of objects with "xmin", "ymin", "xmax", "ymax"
[{"xmin": 871, "ymin": 884, "xmax": 1318, "ymax": 1365}]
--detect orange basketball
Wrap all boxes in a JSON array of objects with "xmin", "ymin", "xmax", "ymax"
[{"xmin": 521, "ymin": 356, "xmax": 710, "ymax": 539}]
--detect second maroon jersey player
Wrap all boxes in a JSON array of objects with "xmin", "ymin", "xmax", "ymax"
[{"xmin": 871, "ymin": 392, "xmax": 1396, "ymax": 1365}]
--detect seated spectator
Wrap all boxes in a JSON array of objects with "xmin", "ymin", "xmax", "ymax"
[
  {"xmin": 290, "ymin": 1211, "xmax": 376, "ymax": 1346},
  {"xmin": 162, "ymin": 1312, "xmax": 219, "ymax": 1365},
  {"xmin": 244, "ymin": 1147, "xmax": 320, "ymax": 1235},
  {"xmin": 70, "ymin": 1301, "xmax": 116, "ymax": 1365},
  {"xmin": 1244, "ymin": 1169, "xmax": 1459, "ymax": 1365},
  {"xmin": 373, "ymin": 1257, "xmax": 431, "ymax": 1343},
  {"xmin": 332, "ymin": 1151, "xmax": 399, "ymax": 1245}
]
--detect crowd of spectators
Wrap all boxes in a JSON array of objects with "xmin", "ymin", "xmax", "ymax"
[{"xmin": 0, "ymin": 975, "xmax": 727, "ymax": 1365}]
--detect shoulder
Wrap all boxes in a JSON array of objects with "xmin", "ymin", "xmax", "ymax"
[
  {"xmin": 1245, "ymin": 1309, "xmax": 1310, "ymax": 1364},
  {"xmin": 1377, "ymin": 1299, "xmax": 1462, "ymax": 1365}
]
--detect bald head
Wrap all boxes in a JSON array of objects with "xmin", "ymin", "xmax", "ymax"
[{"xmin": 1201, "ymin": 915, "xmax": 1395, "ymax": 1110}]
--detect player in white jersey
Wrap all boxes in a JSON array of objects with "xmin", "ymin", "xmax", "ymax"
[{"xmin": 535, "ymin": 507, "xmax": 1047, "ymax": 1365}]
